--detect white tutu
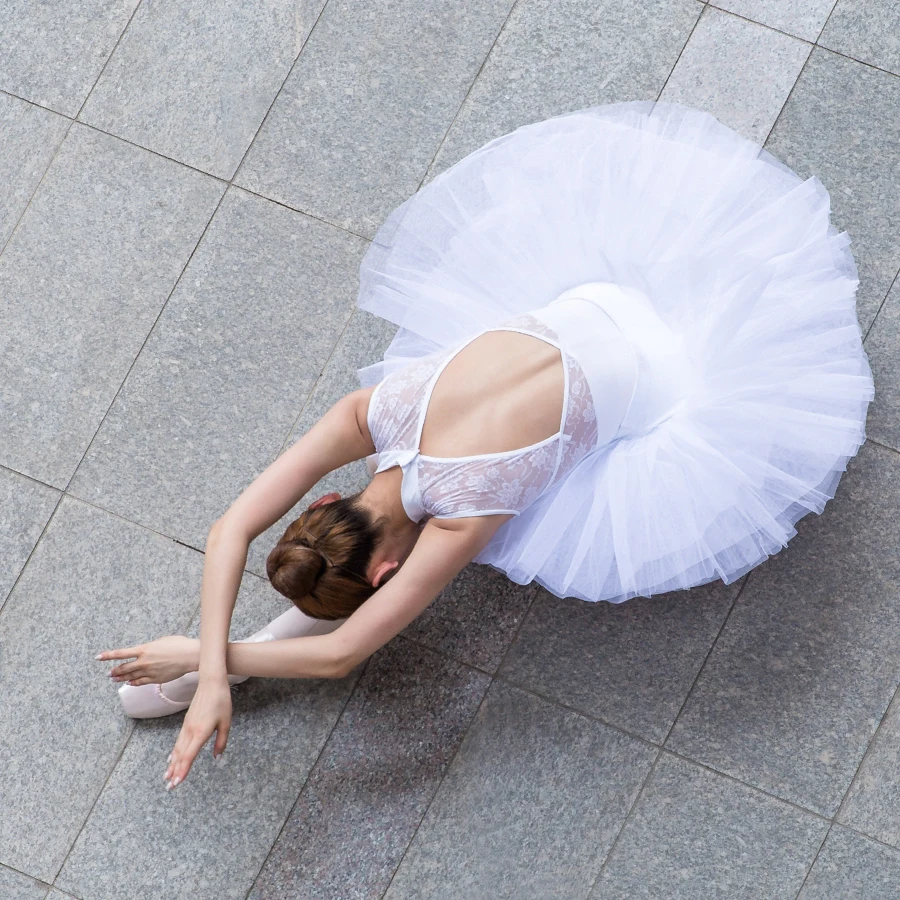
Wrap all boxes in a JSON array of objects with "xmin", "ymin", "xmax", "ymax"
[{"xmin": 353, "ymin": 100, "xmax": 875, "ymax": 604}]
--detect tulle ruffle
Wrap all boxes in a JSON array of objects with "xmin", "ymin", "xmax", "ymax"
[{"xmin": 354, "ymin": 100, "xmax": 874, "ymax": 603}]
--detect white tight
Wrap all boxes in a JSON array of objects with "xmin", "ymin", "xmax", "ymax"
[{"xmin": 160, "ymin": 605, "xmax": 346, "ymax": 702}]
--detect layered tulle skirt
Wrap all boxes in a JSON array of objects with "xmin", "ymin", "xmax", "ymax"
[{"xmin": 354, "ymin": 100, "xmax": 874, "ymax": 603}]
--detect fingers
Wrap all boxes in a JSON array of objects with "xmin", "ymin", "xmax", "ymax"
[
  {"xmin": 95, "ymin": 646, "xmax": 142, "ymax": 661},
  {"xmin": 164, "ymin": 726, "xmax": 214, "ymax": 789},
  {"xmin": 107, "ymin": 661, "xmax": 139, "ymax": 680},
  {"xmin": 213, "ymin": 723, "xmax": 230, "ymax": 759}
]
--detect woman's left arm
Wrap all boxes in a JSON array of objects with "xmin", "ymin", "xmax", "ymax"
[{"xmin": 323, "ymin": 516, "xmax": 502, "ymax": 675}]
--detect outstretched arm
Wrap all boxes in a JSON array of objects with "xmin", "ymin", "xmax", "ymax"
[
  {"xmin": 196, "ymin": 387, "xmax": 376, "ymax": 682},
  {"xmin": 324, "ymin": 515, "xmax": 502, "ymax": 675}
]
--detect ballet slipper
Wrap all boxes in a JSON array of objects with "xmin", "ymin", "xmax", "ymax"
[{"xmin": 117, "ymin": 612, "xmax": 346, "ymax": 719}]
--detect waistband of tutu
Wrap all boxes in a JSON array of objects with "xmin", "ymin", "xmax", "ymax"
[{"xmin": 549, "ymin": 282, "xmax": 692, "ymax": 441}]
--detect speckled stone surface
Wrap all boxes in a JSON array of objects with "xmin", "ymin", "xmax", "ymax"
[
  {"xmin": 709, "ymin": 0, "xmax": 834, "ymax": 41},
  {"xmin": 0, "ymin": 467, "xmax": 58, "ymax": 612},
  {"xmin": 80, "ymin": 0, "xmax": 327, "ymax": 178},
  {"xmin": 384, "ymin": 681, "xmax": 656, "ymax": 900},
  {"xmin": 426, "ymin": 0, "xmax": 701, "ymax": 181},
  {"xmin": 0, "ymin": 0, "xmax": 139, "ymax": 115},
  {"xmin": 0, "ymin": 864, "xmax": 48, "ymax": 900},
  {"xmin": 403, "ymin": 563, "xmax": 537, "ymax": 673},
  {"xmin": 668, "ymin": 441, "xmax": 900, "ymax": 817},
  {"xmin": 837, "ymin": 684, "xmax": 900, "ymax": 847},
  {"xmin": 593, "ymin": 752, "xmax": 826, "ymax": 898},
  {"xmin": 0, "ymin": 93, "xmax": 68, "ymax": 249},
  {"xmin": 56, "ymin": 655, "xmax": 357, "ymax": 900},
  {"xmin": 235, "ymin": 0, "xmax": 516, "ymax": 238},
  {"xmin": 245, "ymin": 307, "xmax": 398, "ymax": 577},
  {"xmin": 797, "ymin": 826, "xmax": 900, "ymax": 899},
  {"xmin": 659, "ymin": 6, "xmax": 811, "ymax": 143},
  {"xmin": 248, "ymin": 637, "xmax": 490, "ymax": 900},
  {"xmin": 765, "ymin": 48, "xmax": 900, "ymax": 332},
  {"xmin": 0, "ymin": 124, "xmax": 222, "ymax": 488},
  {"xmin": 0, "ymin": 497, "xmax": 206, "ymax": 881},
  {"xmin": 5, "ymin": 3, "xmax": 900, "ymax": 895},
  {"xmin": 820, "ymin": 0, "xmax": 900, "ymax": 78},
  {"xmin": 56, "ymin": 575, "xmax": 356, "ymax": 900},
  {"xmin": 500, "ymin": 580, "xmax": 738, "ymax": 743},
  {"xmin": 68, "ymin": 187, "xmax": 367, "ymax": 551},
  {"xmin": 862, "ymin": 277, "xmax": 900, "ymax": 452}
]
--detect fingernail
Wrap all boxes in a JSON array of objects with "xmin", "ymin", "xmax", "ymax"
[
  {"xmin": 172, "ymin": 776, "xmax": 181, "ymax": 787},
  {"xmin": 94, "ymin": 653, "xmax": 104, "ymax": 660},
  {"xmin": 167, "ymin": 752, "xmax": 172, "ymax": 763}
]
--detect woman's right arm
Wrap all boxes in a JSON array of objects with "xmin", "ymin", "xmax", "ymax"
[
  {"xmin": 198, "ymin": 387, "xmax": 376, "ymax": 680},
  {"xmin": 164, "ymin": 388, "xmax": 377, "ymax": 789}
]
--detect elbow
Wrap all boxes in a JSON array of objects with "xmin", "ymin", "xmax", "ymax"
[{"xmin": 327, "ymin": 655, "xmax": 355, "ymax": 680}]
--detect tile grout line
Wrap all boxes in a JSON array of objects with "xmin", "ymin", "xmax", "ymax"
[
  {"xmin": 49, "ymin": 722, "xmax": 140, "ymax": 890},
  {"xmin": 0, "ymin": 0, "xmax": 153, "ymax": 623},
  {"xmin": 41, "ymin": 3, "xmax": 342, "ymax": 883},
  {"xmin": 761, "ymin": 38, "xmax": 815, "ymax": 147},
  {"xmin": 662, "ymin": 574, "xmax": 749, "ymax": 746},
  {"xmin": 0, "ymin": 0, "xmax": 146, "ymax": 268},
  {"xmin": 792, "ymin": 672, "xmax": 900, "ymax": 896},
  {"xmin": 588, "ymin": 747, "xmax": 666, "ymax": 893},
  {"xmin": 863, "ymin": 266, "xmax": 899, "ymax": 343},
  {"xmin": 655, "ymin": 0, "xmax": 708, "ymax": 103},
  {"xmin": 379, "ymin": 584, "xmax": 541, "ymax": 899},
  {"xmin": 587, "ymin": 575, "xmax": 750, "ymax": 893},
  {"xmin": 416, "ymin": 0, "xmax": 520, "ymax": 188},
  {"xmin": 229, "ymin": 0, "xmax": 331, "ymax": 187},
  {"xmin": 240, "ymin": 657, "xmax": 371, "ymax": 900}
]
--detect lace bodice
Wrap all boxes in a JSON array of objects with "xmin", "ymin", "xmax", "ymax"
[{"xmin": 365, "ymin": 313, "xmax": 599, "ymax": 522}]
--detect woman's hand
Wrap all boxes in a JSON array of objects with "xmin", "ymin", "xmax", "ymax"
[
  {"xmin": 164, "ymin": 677, "xmax": 232, "ymax": 790},
  {"xmin": 95, "ymin": 635, "xmax": 200, "ymax": 686}
]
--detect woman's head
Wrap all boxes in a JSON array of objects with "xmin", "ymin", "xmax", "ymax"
[{"xmin": 265, "ymin": 491, "xmax": 390, "ymax": 620}]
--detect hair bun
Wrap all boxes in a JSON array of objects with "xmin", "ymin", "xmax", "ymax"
[{"xmin": 266, "ymin": 541, "xmax": 327, "ymax": 598}]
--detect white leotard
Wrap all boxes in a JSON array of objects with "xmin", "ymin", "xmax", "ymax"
[{"xmin": 364, "ymin": 285, "xmax": 677, "ymax": 523}]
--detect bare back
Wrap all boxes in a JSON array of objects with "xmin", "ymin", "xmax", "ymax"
[{"xmin": 419, "ymin": 330, "xmax": 566, "ymax": 458}]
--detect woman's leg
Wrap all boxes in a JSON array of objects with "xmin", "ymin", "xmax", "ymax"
[{"xmin": 158, "ymin": 606, "xmax": 345, "ymax": 702}]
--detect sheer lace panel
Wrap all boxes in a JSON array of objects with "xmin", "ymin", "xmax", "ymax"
[{"xmin": 366, "ymin": 314, "xmax": 599, "ymax": 520}]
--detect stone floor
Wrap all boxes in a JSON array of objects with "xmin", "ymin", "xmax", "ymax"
[{"xmin": 1, "ymin": 0, "xmax": 900, "ymax": 897}]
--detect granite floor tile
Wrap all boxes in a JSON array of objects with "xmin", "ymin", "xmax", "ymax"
[
  {"xmin": 500, "ymin": 581, "xmax": 738, "ymax": 744},
  {"xmin": 764, "ymin": 48, "xmax": 900, "ymax": 331},
  {"xmin": 0, "ymin": 0, "xmax": 139, "ymax": 116},
  {"xmin": 592, "ymin": 753, "xmax": 826, "ymax": 899},
  {"xmin": 245, "ymin": 307, "xmax": 397, "ymax": 578},
  {"xmin": 426, "ymin": 0, "xmax": 701, "ymax": 181},
  {"xmin": 68, "ymin": 187, "xmax": 367, "ymax": 550},
  {"xmin": 79, "ymin": 0, "xmax": 327, "ymax": 178},
  {"xmin": 56, "ymin": 575, "xmax": 358, "ymax": 900},
  {"xmin": 862, "ymin": 275, "xmax": 900, "ymax": 452},
  {"xmin": 384, "ymin": 680, "xmax": 656, "ymax": 900},
  {"xmin": 234, "ymin": 0, "xmax": 516, "ymax": 238},
  {"xmin": 0, "ymin": 497, "xmax": 207, "ymax": 881},
  {"xmin": 797, "ymin": 826, "xmax": 900, "ymax": 899},
  {"xmin": 837, "ymin": 681, "xmax": 900, "ymax": 847},
  {"xmin": 659, "ymin": 6, "xmax": 811, "ymax": 143},
  {"xmin": 667, "ymin": 441, "xmax": 900, "ymax": 816},
  {"xmin": 0, "ymin": 468, "xmax": 59, "ymax": 612},
  {"xmin": 248, "ymin": 637, "xmax": 489, "ymax": 900},
  {"xmin": 0, "ymin": 864, "xmax": 48, "ymax": 900},
  {"xmin": 709, "ymin": 0, "xmax": 835, "ymax": 41},
  {"xmin": 819, "ymin": 0, "xmax": 900, "ymax": 77},
  {"xmin": 0, "ymin": 93, "xmax": 68, "ymax": 249},
  {"xmin": 0, "ymin": 124, "xmax": 223, "ymax": 488},
  {"xmin": 402, "ymin": 564, "xmax": 536, "ymax": 674}
]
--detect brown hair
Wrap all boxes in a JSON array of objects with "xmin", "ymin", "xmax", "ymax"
[{"xmin": 265, "ymin": 492, "xmax": 387, "ymax": 620}]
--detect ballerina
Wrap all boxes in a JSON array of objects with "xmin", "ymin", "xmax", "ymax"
[{"xmin": 95, "ymin": 101, "xmax": 874, "ymax": 791}]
